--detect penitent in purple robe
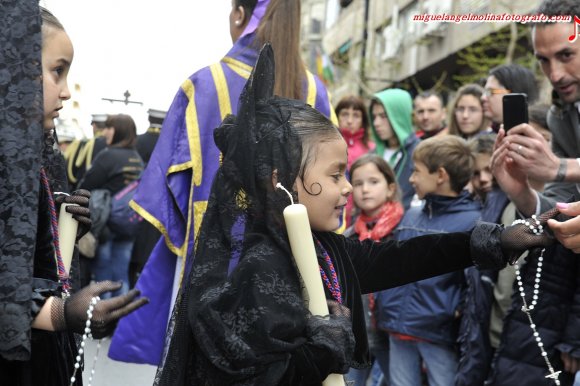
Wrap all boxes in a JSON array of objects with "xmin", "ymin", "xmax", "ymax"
[{"xmin": 109, "ymin": 32, "xmax": 337, "ymax": 365}]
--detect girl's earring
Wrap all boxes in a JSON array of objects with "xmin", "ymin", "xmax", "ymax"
[{"xmin": 235, "ymin": 20, "xmax": 241, "ymax": 26}]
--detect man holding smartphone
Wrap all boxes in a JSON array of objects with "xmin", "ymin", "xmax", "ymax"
[
  {"xmin": 490, "ymin": 0, "xmax": 580, "ymax": 384},
  {"xmin": 491, "ymin": 0, "xmax": 580, "ymax": 237}
]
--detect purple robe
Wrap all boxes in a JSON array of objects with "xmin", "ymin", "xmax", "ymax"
[{"xmin": 109, "ymin": 32, "xmax": 337, "ymax": 365}]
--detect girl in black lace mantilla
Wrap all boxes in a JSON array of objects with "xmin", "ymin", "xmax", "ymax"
[{"xmin": 154, "ymin": 44, "xmax": 557, "ymax": 386}]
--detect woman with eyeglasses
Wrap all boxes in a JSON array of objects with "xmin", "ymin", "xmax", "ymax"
[
  {"xmin": 449, "ymin": 83, "xmax": 492, "ymax": 140},
  {"xmin": 481, "ymin": 64, "xmax": 539, "ymax": 131}
]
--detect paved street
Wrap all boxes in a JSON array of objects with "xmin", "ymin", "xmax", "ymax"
[{"xmin": 82, "ymin": 338, "xmax": 157, "ymax": 386}]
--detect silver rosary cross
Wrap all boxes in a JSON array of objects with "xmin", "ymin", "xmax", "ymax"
[{"xmin": 545, "ymin": 370, "xmax": 561, "ymax": 385}]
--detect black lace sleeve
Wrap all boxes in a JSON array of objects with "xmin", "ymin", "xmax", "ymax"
[{"xmin": 30, "ymin": 278, "xmax": 61, "ymax": 318}]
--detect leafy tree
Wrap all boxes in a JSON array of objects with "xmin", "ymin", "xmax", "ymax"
[{"xmin": 452, "ymin": 24, "xmax": 537, "ymax": 86}]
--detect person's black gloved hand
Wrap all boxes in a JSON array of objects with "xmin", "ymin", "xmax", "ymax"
[
  {"xmin": 326, "ymin": 299, "xmax": 351, "ymax": 319},
  {"xmin": 51, "ymin": 281, "xmax": 149, "ymax": 338},
  {"xmin": 295, "ymin": 300, "xmax": 355, "ymax": 379},
  {"xmin": 55, "ymin": 189, "xmax": 91, "ymax": 240},
  {"xmin": 500, "ymin": 207, "xmax": 559, "ymax": 264}
]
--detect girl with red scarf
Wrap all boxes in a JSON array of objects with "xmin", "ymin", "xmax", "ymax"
[
  {"xmin": 346, "ymin": 154, "xmax": 404, "ymax": 386},
  {"xmin": 350, "ymin": 154, "xmax": 403, "ymax": 242}
]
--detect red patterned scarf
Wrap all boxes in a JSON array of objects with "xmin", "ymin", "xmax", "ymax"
[{"xmin": 354, "ymin": 201, "xmax": 404, "ymax": 241}]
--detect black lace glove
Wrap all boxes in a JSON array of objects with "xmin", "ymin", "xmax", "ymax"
[
  {"xmin": 471, "ymin": 208, "xmax": 559, "ymax": 269},
  {"xmin": 501, "ymin": 207, "xmax": 559, "ymax": 264},
  {"xmin": 55, "ymin": 189, "xmax": 91, "ymax": 241},
  {"xmin": 51, "ymin": 281, "xmax": 149, "ymax": 339},
  {"xmin": 292, "ymin": 300, "xmax": 355, "ymax": 381},
  {"xmin": 326, "ymin": 299, "xmax": 351, "ymax": 319}
]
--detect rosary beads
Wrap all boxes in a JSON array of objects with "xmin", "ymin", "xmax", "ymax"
[
  {"xmin": 511, "ymin": 214, "xmax": 543, "ymax": 235},
  {"xmin": 511, "ymin": 215, "xmax": 560, "ymax": 385},
  {"xmin": 69, "ymin": 296, "xmax": 101, "ymax": 386}
]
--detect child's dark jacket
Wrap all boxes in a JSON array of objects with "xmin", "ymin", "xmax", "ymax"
[{"xmin": 375, "ymin": 191, "xmax": 482, "ymax": 345}]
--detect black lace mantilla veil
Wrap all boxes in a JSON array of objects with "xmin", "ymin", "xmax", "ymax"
[
  {"xmin": 0, "ymin": 0, "xmax": 44, "ymax": 361},
  {"xmin": 154, "ymin": 44, "xmax": 354, "ymax": 385},
  {"xmin": 1, "ymin": 1, "xmax": 75, "ymax": 367}
]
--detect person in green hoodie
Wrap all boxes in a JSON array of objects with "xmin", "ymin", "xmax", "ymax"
[{"xmin": 370, "ymin": 88, "xmax": 420, "ymax": 209}]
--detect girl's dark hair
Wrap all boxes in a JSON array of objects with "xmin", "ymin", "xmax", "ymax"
[
  {"xmin": 335, "ymin": 95, "xmax": 371, "ymax": 147},
  {"xmin": 238, "ymin": 0, "xmax": 305, "ymax": 100},
  {"xmin": 105, "ymin": 114, "xmax": 138, "ymax": 149},
  {"xmin": 335, "ymin": 95, "xmax": 369, "ymax": 130},
  {"xmin": 350, "ymin": 154, "xmax": 399, "ymax": 201},
  {"xmin": 448, "ymin": 83, "xmax": 490, "ymax": 137},
  {"xmin": 489, "ymin": 64, "xmax": 539, "ymax": 104},
  {"xmin": 285, "ymin": 103, "xmax": 342, "ymax": 196}
]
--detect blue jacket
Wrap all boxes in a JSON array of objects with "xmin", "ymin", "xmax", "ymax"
[
  {"xmin": 480, "ymin": 187, "xmax": 510, "ymax": 224},
  {"xmin": 375, "ymin": 191, "xmax": 481, "ymax": 345},
  {"xmin": 454, "ymin": 188, "xmax": 510, "ymax": 386}
]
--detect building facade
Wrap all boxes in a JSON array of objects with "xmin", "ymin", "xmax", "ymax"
[{"xmin": 302, "ymin": 0, "xmax": 543, "ymax": 102}]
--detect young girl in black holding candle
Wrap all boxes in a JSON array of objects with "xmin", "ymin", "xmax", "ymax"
[
  {"xmin": 0, "ymin": 5, "xmax": 148, "ymax": 385},
  {"xmin": 155, "ymin": 44, "xmax": 557, "ymax": 386}
]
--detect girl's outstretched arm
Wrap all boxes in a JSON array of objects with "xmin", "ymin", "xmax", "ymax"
[
  {"xmin": 319, "ymin": 210, "xmax": 556, "ymax": 294},
  {"xmin": 320, "ymin": 230, "xmax": 475, "ymax": 294}
]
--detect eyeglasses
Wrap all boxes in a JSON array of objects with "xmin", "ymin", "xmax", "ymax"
[
  {"xmin": 483, "ymin": 88, "xmax": 511, "ymax": 97},
  {"xmin": 455, "ymin": 106, "xmax": 482, "ymax": 114}
]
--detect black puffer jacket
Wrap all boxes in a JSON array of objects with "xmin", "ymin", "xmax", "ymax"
[
  {"xmin": 455, "ymin": 190, "xmax": 509, "ymax": 386},
  {"xmin": 455, "ymin": 266, "xmax": 495, "ymax": 386},
  {"xmin": 485, "ymin": 245, "xmax": 580, "ymax": 386}
]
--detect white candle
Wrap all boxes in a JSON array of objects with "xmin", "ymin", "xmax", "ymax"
[
  {"xmin": 283, "ymin": 203, "xmax": 330, "ymax": 315},
  {"xmin": 278, "ymin": 184, "xmax": 345, "ymax": 386},
  {"xmin": 58, "ymin": 203, "xmax": 79, "ymax": 274}
]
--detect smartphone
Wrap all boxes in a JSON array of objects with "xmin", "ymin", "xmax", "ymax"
[{"xmin": 502, "ymin": 93, "xmax": 528, "ymax": 132}]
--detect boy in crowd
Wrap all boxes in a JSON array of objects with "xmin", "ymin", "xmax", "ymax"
[{"xmin": 375, "ymin": 136, "xmax": 480, "ymax": 386}]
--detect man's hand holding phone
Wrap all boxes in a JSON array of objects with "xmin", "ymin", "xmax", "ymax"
[
  {"xmin": 491, "ymin": 93, "xmax": 561, "ymax": 216},
  {"xmin": 500, "ymin": 93, "xmax": 560, "ymax": 182},
  {"xmin": 502, "ymin": 122, "xmax": 560, "ymax": 182}
]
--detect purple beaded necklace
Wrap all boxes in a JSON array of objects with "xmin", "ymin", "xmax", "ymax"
[
  {"xmin": 314, "ymin": 237, "xmax": 342, "ymax": 304},
  {"xmin": 40, "ymin": 168, "xmax": 70, "ymax": 292}
]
